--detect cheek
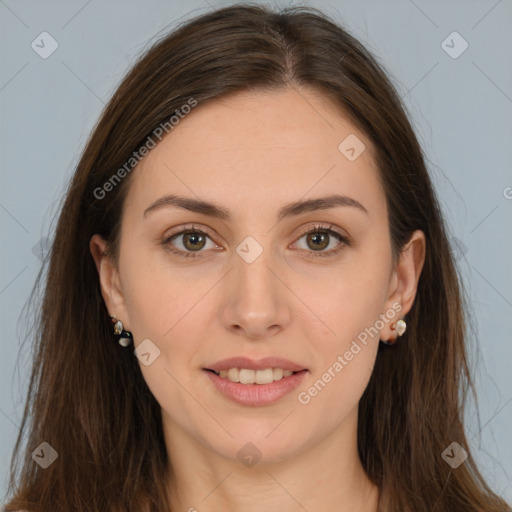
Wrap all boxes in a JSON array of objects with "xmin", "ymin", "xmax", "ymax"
[
  {"xmin": 291, "ymin": 245, "xmax": 391, "ymax": 344},
  {"xmin": 291, "ymin": 247, "xmax": 390, "ymax": 405},
  {"xmin": 299, "ymin": 273, "xmax": 386, "ymax": 376},
  {"xmin": 119, "ymin": 237, "xmax": 213, "ymax": 336},
  {"xmin": 119, "ymin": 248, "xmax": 216, "ymax": 419},
  {"xmin": 294, "ymin": 279, "xmax": 385, "ymax": 421}
]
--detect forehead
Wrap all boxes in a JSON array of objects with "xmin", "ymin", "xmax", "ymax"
[
  {"xmin": 161, "ymin": 86, "xmax": 374, "ymax": 157},
  {"xmin": 125, "ymin": 86, "xmax": 384, "ymax": 218}
]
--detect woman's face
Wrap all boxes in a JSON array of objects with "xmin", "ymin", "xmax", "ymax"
[{"xmin": 92, "ymin": 86, "xmax": 423, "ymax": 465}]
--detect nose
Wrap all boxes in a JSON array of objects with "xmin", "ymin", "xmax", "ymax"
[{"xmin": 218, "ymin": 243, "xmax": 291, "ymax": 340}]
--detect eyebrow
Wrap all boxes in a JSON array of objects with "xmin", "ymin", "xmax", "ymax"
[{"xmin": 143, "ymin": 193, "xmax": 368, "ymax": 221}]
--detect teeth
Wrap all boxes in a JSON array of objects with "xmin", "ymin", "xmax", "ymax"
[{"xmin": 214, "ymin": 368, "xmax": 298, "ymax": 384}]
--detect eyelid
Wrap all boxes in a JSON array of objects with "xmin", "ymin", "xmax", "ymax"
[
  {"xmin": 161, "ymin": 222, "xmax": 350, "ymax": 258},
  {"xmin": 161, "ymin": 223, "xmax": 223, "ymax": 253},
  {"xmin": 163, "ymin": 223, "xmax": 218, "ymax": 242},
  {"xmin": 289, "ymin": 223, "xmax": 351, "ymax": 258},
  {"xmin": 293, "ymin": 223, "xmax": 350, "ymax": 244}
]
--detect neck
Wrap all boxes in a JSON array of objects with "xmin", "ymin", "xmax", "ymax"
[{"xmin": 162, "ymin": 408, "xmax": 380, "ymax": 512}]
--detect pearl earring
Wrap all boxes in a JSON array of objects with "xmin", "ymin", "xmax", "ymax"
[
  {"xmin": 381, "ymin": 318, "xmax": 406, "ymax": 345},
  {"xmin": 392, "ymin": 319, "xmax": 407, "ymax": 336},
  {"xmin": 110, "ymin": 315, "xmax": 133, "ymax": 346}
]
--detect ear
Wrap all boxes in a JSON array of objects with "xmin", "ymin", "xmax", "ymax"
[
  {"xmin": 380, "ymin": 229, "xmax": 426, "ymax": 342},
  {"xmin": 89, "ymin": 234, "xmax": 130, "ymax": 329}
]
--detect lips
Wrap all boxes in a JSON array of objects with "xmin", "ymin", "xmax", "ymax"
[
  {"xmin": 204, "ymin": 367, "xmax": 309, "ymax": 406},
  {"xmin": 204, "ymin": 356, "xmax": 307, "ymax": 373}
]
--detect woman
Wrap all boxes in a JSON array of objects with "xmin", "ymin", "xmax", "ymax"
[{"xmin": 5, "ymin": 3, "xmax": 510, "ymax": 511}]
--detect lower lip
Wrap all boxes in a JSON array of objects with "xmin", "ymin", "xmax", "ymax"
[{"xmin": 204, "ymin": 369, "xmax": 308, "ymax": 407}]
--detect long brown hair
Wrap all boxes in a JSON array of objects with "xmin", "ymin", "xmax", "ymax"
[{"xmin": 5, "ymin": 3, "xmax": 510, "ymax": 511}]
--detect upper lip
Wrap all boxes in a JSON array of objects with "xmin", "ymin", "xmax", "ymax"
[{"xmin": 205, "ymin": 356, "xmax": 307, "ymax": 372}]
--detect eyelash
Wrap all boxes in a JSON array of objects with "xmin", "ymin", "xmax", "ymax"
[{"xmin": 161, "ymin": 223, "xmax": 350, "ymax": 259}]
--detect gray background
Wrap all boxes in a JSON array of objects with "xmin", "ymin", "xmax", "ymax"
[{"xmin": 1, "ymin": 0, "xmax": 511, "ymax": 505}]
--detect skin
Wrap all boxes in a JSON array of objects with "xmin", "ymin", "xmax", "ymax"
[{"xmin": 90, "ymin": 85, "xmax": 425, "ymax": 512}]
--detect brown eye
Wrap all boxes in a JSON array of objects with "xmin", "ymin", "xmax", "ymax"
[
  {"xmin": 162, "ymin": 224, "xmax": 349, "ymax": 260},
  {"xmin": 293, "ymin": 225, "xmax": 350, "ymax": 259},
  {"xmin": 305, "ymin": 231, "xmax": 330, "ymax": 251},
  {"xmin": 181, "ymin": 231, "xmax": 207, "ymax": 251},
  {"xmin": 162, "ymin": 227, "xmax": 217, "ymax": 258}
]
